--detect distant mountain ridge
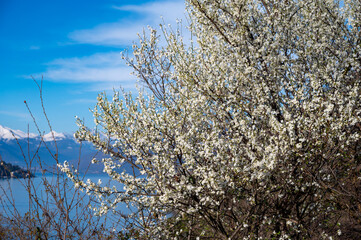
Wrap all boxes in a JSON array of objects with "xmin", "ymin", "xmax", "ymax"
[
  {"xmin": 0, "ymin": 125, "xmax": 106, "ymax": 174},
  {"xmin": 0, "ymin": 125, "xmax": 67, "ymax": 142},
  {"xmin": 0, "ymin": 125, "xmax": 38, "ymax": 140}
]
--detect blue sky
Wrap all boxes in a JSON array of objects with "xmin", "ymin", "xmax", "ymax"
[{"xmin": 0, "ymin": 0, "xmax": 185, "ymax": 134}]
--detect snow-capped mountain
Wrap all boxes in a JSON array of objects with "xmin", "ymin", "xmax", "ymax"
[
  {"xmin": 0, "ymin": 125, "xmax": 38, "ymax": 140},
  {"xmin": 43, "ymin": 131, "xmax": 66, "ymax": 142},
  {"xmin": 0, "ymin": 125, "xmax": 69, "ymax": 142},
  {"xmin": 0, "ymin": 125, "xmax": 106, "ymax": 174}
]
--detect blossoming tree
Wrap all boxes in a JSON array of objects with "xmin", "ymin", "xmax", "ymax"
[{"xmin": 60, "ymin": 0, "xmax": 361, "ymax": 238}]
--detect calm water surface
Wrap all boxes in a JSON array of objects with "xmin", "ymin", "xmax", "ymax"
[{"xmin": 0, "ymin": 173, "xmax": 127, "ymax": 217}]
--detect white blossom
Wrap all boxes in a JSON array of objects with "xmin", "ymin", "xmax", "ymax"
[{"xmin": 60, "ymin": 0, "xmax": 361, "ymax": 238}]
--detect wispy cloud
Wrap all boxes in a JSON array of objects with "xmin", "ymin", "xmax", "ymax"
[
  {"xmin": 69, "ymin": 0, "xmax": 186, "ymax": 46},
  {"xmin": 36, "ymin": 0, "xmax": 186, "ymax": 91},
  {"xmin": 29, "ymin": 45, "xmax": 40, "ymax": 50},
  {"xmin": 38, "ymin": 52, "xmax": 137, "ymax": 85},
  {"xmin": 65, "ymin": 98, "xmax": 97, "ymax": 105},
  {"xmin": 69, "ymin": 23, "xmax": 143, "ymax": 46},
  {"xmin": 0, "ymin": 111, "xmax": 31, "ymax": 121},
  {"xmin": 113, "ymin": 1, "xmax": 186, "ymax": 22}
]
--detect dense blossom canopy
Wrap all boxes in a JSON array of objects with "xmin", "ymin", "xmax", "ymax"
[{"xmin": 60, "ymin": 0, "xmax": 361, "ymax": 238}]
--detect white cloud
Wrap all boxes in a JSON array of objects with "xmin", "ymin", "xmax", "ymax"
[
  {"xmin": 65, "ymin": 98, "xmax": 97, "ymax": 105},
  {"xmin": 69, "ymin": 23, "xmax": 143, "ymax": 46},
  {"xmin": 29, "ymin": 45, "xmax": 40, "ymax": 50},
  {"xmin": 45, "ymin": 66, "xmax": 133, "ymax": 82},
  {"xmin": 41, "ymin": 52, "xmax": 137, "ymax": 85},
  {"xmin": 0, "ymin": 111, "xmax": 31, "ymax": 120},
  {"xmin": 36, "ymin": 1, "xmax": 187, "ymax": 91},
  {"xmin": 113, "ymin": 1, "xmax": 186, "ymax": 21},
  {"xmin": 85, "ymin": 82, "xmax": 138, "ymax": 92},
  {"xmin": 69, "ymin": 0, "xmax": 186, "ymax": 46}
]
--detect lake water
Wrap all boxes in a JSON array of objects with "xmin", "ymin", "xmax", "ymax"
[{"xmin": 0, "ymin": 173, "xmax": 129, "ymax": 233}]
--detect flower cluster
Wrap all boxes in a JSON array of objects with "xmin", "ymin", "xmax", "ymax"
[{"xmin": 61, "ymin": 0, "xmax": 361, "ymax": 238}]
